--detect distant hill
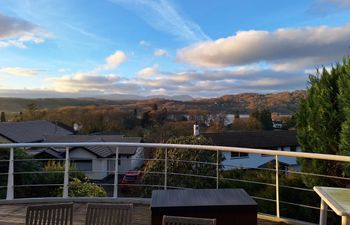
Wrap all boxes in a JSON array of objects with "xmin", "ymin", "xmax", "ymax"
[
  {"xmin": 0, "ymin": 98, "xmax": 133, "ymax": 113},
  {"xmin": 192, "ymin": 90, "xmax": 306, "ymax": 114},
  {"xmin": 134, "ymin": 90, "xmax": 306, "ymax": 114},
  {"xmin": 0, "ymin": 90, "xmax": 306, "ymax": 114},
  {"xmin": 94, "ymin": 94, "xmax": 194, "ymax": 101},
  {"xmin": 93, "ymin": 94, "xmax": 144, "ymax": 101},
  {"xmin": 148, "ymin": 95, "xmax": 194, "ymax": 101}
]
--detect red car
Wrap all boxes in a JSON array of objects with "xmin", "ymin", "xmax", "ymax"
[{"xmin": 120, "ymin": 171, "xmax": 140, "ymax": 191}]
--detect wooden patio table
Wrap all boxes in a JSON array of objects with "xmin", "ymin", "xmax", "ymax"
[{"xmin": 151, "ymin": 188, "xmax": 257, "ymax": 225}]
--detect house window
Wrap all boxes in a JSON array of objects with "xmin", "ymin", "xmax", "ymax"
[
  {"xmin": 72, "ymin": 160, "xmax": 92, "ymax": 172},
  {"xmin": 231, "ymin": 152, "xmax": 249, "ymax": 158}
]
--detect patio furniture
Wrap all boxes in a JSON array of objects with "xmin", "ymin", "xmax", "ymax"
[
  {"xmin": 163, "ymin": 215, "xmax": 216, "ymax": 225},
  {"xmin": 151, "ymin": 189, "xmax": 257, "ymax": 225},
  {"xmin": 85, "ymin": 203, "xmax": 133, "ymax": 225},
  {"xmin": 26, "ymin": 203, "xmax": 73, "ymax": 225},
  {"xmin": 314, "ymin": 186, "xmax": 350, "ymax": 225}
]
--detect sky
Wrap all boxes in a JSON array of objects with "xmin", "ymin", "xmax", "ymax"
[{"xmin": 0, "ymin": 0, "xmax": 350, "ymax": 98}]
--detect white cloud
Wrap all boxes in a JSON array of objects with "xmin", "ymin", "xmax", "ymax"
[
  {"xmin": 270, "ymin": 57, "xmax": 329, "ymax": 72},
  {"xmin": 63, "ymin": 23, "xmax": 117, "ymax": 45},
  {"xmin": 0, "ymin": 77, "xmax": 5, "ymax": 88},
  {"xmin": 131, "ymin": 68, "xmax": 307, "ymax": 96},
  {"xmin": 0, "ymin": 13, "xmax": 51, "ymax": 48},
  {"xmin": 58, "ymin": 68, "xmax": 70, "ymax": 73},
  {"xmin": 28, "ymin": 66, "xmax": 309, "ymax": 97},
  {"xmin": 110, "ymin": 0, "xmax": 209, "ymax": 43},
  {"xmin": 0, "ymin": 67, "xmax": 41, "ymax": 77},
  {"xmin": 137, "ymin": 64, "xmax": 159, "ymax": 77},
  {"xmin": 27, "ymin": 41, "xmax": 309, "ymax": 97},
  {"xmin": 154, "ymin": 48, "xmax": 167, "ymax": 57},
  {"xmin": 177, "ymin": 24, "xmax": 350, "ymax": 70},
  {"xmin": 99, "ymin": 50, "xmax": 127, "ymax": 70},
  {"xmin": 309, "ymin": 0, "xmax": 350, "ymax": 15},
  {"xmin": 0, "ymin": 88, "xmax": 102, "ymax": 98},
  {"xmin": 139, "ymin": 40, "xmax": 150, "ymax": 47},
  {"xmin": 325, "ymin": 0, "xmax": 350, "ymax": 7},
  {"xmin": 48, "ymin": 73, "xmax": 121, "ymax": 92}
]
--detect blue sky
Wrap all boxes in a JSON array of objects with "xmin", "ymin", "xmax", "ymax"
[{"xmin": 0, "ymin": 0, "xmax": 350, "ymax": 98}]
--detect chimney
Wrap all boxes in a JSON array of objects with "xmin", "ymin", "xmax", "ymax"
[{"xmin": 193, "ymin": 122, "xmax": 200, "ymax": 136}]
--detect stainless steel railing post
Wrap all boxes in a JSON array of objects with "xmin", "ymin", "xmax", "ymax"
[
  {"xmin": 6, "ymin": 148, "xmax": 14, "ymax": 200},
  {"xmin": 275, "ymin": 155, "xmax": 280, "ymax": 218},
  {"xmin": 216, "ymin": 150, "xmax": 219, "ymax": 189},
  {"xmin": 113, "ymin": 147, "xmax": 119, "ymax": 198},
  {"xmin": 164, "ymin": 148, "xmax": 168, "ymax": 190},
  {"xmin": 63, "ymin": 147, "xmax": 70, "ymax": 198}
]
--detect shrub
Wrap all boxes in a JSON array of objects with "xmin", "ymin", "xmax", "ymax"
[{"xmin": 68, "ymin": 178, "xmax": 107, "ymax": 197}]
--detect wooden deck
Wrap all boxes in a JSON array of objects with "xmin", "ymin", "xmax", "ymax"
[{"xmin": 0, "ymin": 203, "xmax": 284, "ymax": 225}]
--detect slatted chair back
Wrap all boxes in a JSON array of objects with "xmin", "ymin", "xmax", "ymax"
[
  {"xmin": 162, "ymin": 215, "xmax": 216, "ymax": 225},
  {"xmin": 26, "ymin": 203, "xmax": 73, "ymax": 225},
  {"xmin": 85, "ymin": 203, "xmax": 133, "ymax": 225}
]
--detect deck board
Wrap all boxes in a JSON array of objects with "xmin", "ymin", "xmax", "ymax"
[{"xmin": 0, "ymin": 203, "xmax": 283, "ymax": 225}]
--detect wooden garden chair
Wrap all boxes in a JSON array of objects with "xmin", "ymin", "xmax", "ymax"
[
  {"xmin": 162, "ymin": 215, "xmax": 216, "ymax": 225},
  {"xmin": 26, "ymin": 203, "xmax": 73, "ymax": 225},
  {"xmin": 85, "ymin": 203, "xmax": 133, "ymax": 225}
]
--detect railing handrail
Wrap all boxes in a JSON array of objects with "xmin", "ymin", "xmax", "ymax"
[{"xmin": 0, "ymin": 142, "xmax": 350, "ymax": 163}]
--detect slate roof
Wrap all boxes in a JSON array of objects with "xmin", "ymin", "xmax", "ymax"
[
  {"xmin": 26, "ymin": 148, "xmax": 64, "ymax": 159},
  {"xmin": 202, "ymin": 130, "xmax": 298, "ymax": 149},
  {"xmin": 43, "ymin": 135, "xmax": 142, "ymax": 157},
  {"xmin": 0, "ymin": 120, "xmax": 73, "ymax": 143}
]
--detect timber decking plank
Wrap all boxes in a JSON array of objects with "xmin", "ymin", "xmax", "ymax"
[{"xmin": 0, "ymin": 203, "xmax": 282, "ymax": 225}]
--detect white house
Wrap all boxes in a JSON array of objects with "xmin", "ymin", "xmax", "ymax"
[
  {"xmin": 202, "ymin": 130, "xmax": 301, "ymax": 171},
  {"xmin": 28, "ymin": 135, "xmax": 144, "ymax": 180}
]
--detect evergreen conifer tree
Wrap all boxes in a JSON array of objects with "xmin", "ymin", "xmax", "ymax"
[
  {"xmin": 0, "ymin": 112, "xmax": 5, "ymax": 122},
  {"xmin": 296, "ymin": 59, "xmax": 349, "ymax": 187}
]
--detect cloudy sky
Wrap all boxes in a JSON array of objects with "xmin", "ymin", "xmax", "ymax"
[{"xmin": 0, "ymin": 0, "xmax": 350, "ymax": 98}]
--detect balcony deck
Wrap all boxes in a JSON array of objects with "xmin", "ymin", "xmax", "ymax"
[{"xmin": 0, "ymin": 203, "xmax": 284, "ymax": 225}]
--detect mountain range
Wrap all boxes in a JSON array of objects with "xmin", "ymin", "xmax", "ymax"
[
  {"xmin": 94, "ymin": 94, "xmax": 194, "ymax": 101},
  {"xmin": 0, "ymin": 90, "xmax": 306, "ymax": 114}
]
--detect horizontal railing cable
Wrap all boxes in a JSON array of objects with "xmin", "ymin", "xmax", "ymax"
[
  {"xmin": 283, "ymin": 169, "xmax": 350, "ymax": 181},
  {"xmin": 220, "ymin": 177, "xmax": 275, "ymax": 187},
  {"xmin": 14, "ymin": 184, "xmax": 63, "ymax": 187},
  {"xmin": 251, "ymin": 196, "xmax": 276, "ymax": 203}
]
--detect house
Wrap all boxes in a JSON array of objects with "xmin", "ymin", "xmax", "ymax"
[
  {"xmin": 202, "ymin": 130, "xmax": 301, "ymax": 171},
  {"xmin": 27, "ymin": 135, "xmax": 144, "ymax": 180},
  {"xmin": 0, "ymin": 120, "xmax": 73, "ymax": 143}
]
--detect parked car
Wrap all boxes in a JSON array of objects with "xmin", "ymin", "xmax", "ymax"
[
  {"xmin": 272, "ymin": 121, "xmax": 283, "ymax": 129},
  {"xmin": 120, "ymin": 171, "xmax": 140, "ymax": 191}
]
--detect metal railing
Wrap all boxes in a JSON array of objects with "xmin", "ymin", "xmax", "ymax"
[{"xmin": 0, "ymin": 142, "xmax": 350, "ymax": 225}]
